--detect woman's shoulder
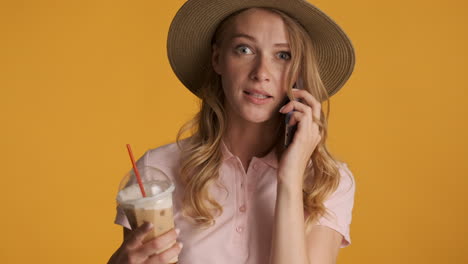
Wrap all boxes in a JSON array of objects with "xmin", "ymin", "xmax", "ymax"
[
  {"xmin": 337, "ymin": 162, "xmax": 355, "ymax": 186},
  {"xmin": 330, "ymin": 161, "xmax": 356, "ymax": 201},
  {"xmin": 141, "ymin": 137, "xmax": 191, "ymax": 169}
]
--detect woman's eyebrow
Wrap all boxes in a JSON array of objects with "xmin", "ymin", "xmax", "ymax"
[{"xmin": 230, "ymin": 33, "xmax": 290, "ymax": 47}]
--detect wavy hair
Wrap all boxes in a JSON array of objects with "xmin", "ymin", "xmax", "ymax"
[{"xmin": 176, "ymin": 7, "xmax": 348, "ymax": 232}]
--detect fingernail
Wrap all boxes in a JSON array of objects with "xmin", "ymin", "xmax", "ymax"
[
  {"xmin": 175, "ymin": 228, "xmax": 180, "ymax": 235},
  {"xmin": 178, "ymin": 242, "xmax": 184, "ymax": 249},
  {"xmin": 146, "ymin": 222, "xmax": 153, "ymax": 229},
  {"xmin": 279, "ymin": 105, "xmax": 285, "ymax": 112}
]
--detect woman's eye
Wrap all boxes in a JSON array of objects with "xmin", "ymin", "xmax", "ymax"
[
  {"xmin": 235, "ymin": 45, "xmax": 253, "ymax": 54},
  {"xmin": 278, "ymin": 51, "xmax": 291, "ymax": 60}
]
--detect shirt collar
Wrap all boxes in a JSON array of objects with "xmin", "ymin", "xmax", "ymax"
[{"xmin": 221, "ymin": 139, "xmax": 279, "ymax": 169}]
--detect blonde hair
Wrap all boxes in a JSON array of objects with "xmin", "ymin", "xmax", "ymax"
[{"xmin": 176, "ymin": 7, "xmax": 348, "ymax": 232}]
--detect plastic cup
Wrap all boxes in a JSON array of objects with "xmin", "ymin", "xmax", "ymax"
[{"xmin": 117, "ymin": 166, "xmax": 178, "ymax": 263}]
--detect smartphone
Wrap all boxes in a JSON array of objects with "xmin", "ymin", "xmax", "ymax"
[{"xmin": 284, "ymin": 78, "xmax": 303, "ymax": 148}]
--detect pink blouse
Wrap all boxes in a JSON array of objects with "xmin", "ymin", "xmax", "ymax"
[{"xmin": 114, "ymin": 138, "xmax": 356, "ymax": 263}]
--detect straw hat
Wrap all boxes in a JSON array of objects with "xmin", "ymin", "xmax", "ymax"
[{"xmin": 167, "ymin": 0, "xmax": 355, "ymax": 98}]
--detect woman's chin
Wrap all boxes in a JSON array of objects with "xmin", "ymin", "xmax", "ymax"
[{"xmin": 241, "ymin": 111, "xmax": 278, "ymax": 124}]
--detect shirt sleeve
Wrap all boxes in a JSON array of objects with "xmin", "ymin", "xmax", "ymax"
[
  {"xmin": 314, "ymin": 162, "xmax": 356, "ymax": 248},
  {"xmin": 114, "ymin": 204, "xmax": 132, "ymax": 229}
]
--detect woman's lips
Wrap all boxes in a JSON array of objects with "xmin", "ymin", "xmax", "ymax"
[{"xmin": 243, "ymin": 91, "xmax": 273, "ymax": 105}]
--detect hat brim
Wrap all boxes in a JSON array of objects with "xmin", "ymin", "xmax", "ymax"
[{"xmin": 167, "ymin": 0, "xmax": 355, "ymax": 98}]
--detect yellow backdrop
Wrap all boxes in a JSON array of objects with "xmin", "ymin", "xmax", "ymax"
[{"xmin": 1, "ymin": 0, "xmax": 466, "ymax": 263}]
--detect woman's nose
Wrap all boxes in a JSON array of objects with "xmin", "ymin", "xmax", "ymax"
[{"xmin": 249, "ymin": 55, "xmax": 271, "ymax": 82}]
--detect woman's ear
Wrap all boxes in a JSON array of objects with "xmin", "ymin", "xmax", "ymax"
[{"xmin": 211, "ymin": 43, "xmax": 222, "ymax": 75}]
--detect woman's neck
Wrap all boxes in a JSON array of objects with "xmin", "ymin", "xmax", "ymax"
[{"xmin": 222, "ymin": 110, "xmax": 281, "ymax": 168}]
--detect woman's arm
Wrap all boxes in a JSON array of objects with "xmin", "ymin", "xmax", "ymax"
[
  {"xmin": 270, "ymin": 176, "xmax": 308, "ymax": 264},
  {"xmin": 273, "ymin": 89, "xmax": 343, "ymax": 263},
  {"xmin": 270, "ymin": 175, "xmax": 343, "ymax": 264},
  {"xmin": 305, "ymin": 225, "xmax": 342, "ymax": 264}
]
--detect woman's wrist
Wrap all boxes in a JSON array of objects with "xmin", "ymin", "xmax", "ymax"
[{"xmin": 277, "ymin": 169, "xmax": 304, "ymax": 194}]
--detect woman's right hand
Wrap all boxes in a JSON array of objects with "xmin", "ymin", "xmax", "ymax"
[{"xmin": 108, "ymin": 222, "xmax": 183, "ymax": 264}]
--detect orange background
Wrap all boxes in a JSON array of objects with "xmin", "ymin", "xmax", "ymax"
[{"xmin": 1, "ymin": 0, "xmax": 467, "ymax": 263}]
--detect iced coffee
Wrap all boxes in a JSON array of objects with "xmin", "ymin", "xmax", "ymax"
[{"xmin": 117, "ymin": 167, "xmax": 177, "ymax": 263}]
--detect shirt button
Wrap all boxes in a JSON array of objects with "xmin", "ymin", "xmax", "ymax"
[
  {"xmin": 236, "ymin": 226, "xmax": 243, "ymax": 233},
  {"xmin": 241, "ymin": 182, "xmax": 244, "ymax": 188},
  {"xmin": 239, "ymin": 205, "xmax": 246, "ymax": 212},
  {"xmin": 253, "ymin": 164, "xmax": 259, "ymax": 170}
]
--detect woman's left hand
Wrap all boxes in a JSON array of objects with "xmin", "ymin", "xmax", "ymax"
[{"xmin": 277, "ymin": 88, "xmax": 322, "ymax": 187}]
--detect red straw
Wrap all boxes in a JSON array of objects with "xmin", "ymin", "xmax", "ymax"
[{"xmin": 126, "ymin": 144, "xmax": 147, "ymax": 197}]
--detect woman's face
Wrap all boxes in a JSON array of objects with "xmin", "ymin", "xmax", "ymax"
[{"xmin": 212, "ymin": 8, "xmax": 292, "ymax": 124}]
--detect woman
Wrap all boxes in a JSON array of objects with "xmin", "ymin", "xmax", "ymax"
[{"xmin": 109, "ymin": 0, "xmax": 356, "ymax": 263}]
